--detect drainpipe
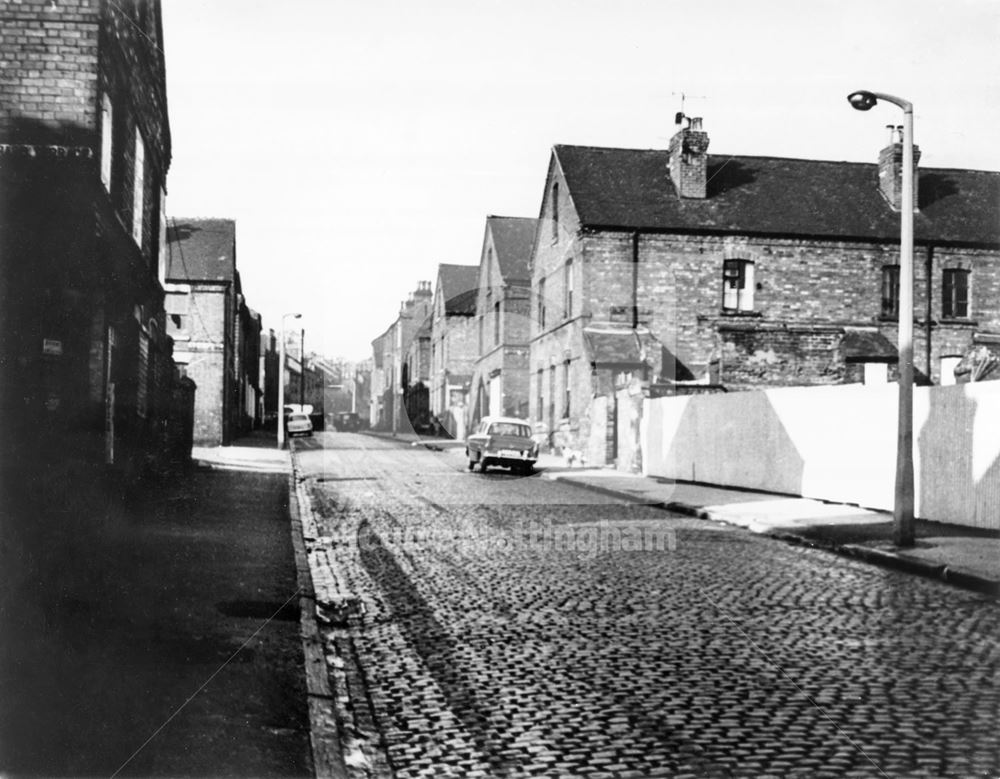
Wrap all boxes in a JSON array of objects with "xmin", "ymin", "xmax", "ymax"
[
  {"xmin": 925, "ymin": 244, "xmax": 934, "ymax": 383},
  {"xmin": 631, "ymin": 231, "xmax": 640, "ymax": 329}
]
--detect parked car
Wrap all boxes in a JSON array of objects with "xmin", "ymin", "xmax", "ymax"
[
  {"xmin": 465, "ymin": 416, "xmax": 538, "ymax": 474},
  {"xmin": 333, "ymin": 411, "xmax": 361, "ymax": 432},
  {"xmin": 286, "ymin": 412, "xmax": 313, "ymax": 437}
]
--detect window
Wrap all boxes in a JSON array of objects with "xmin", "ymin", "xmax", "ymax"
[
  {"xmin": 536, "ymin": 369, "xmax": 544, "ymax": 421},
  {"xmin": 537, "ymin": 278, "xmax": 546, "ymax": 329},
  {"xmin": 563, "ymin": 359, "xmax": 571, "ymax": 417},
  {"xmin": 133, "ymin": 127, "xmax": 145, "ymax": 246},
  {"xmin": 942, "ymin": 268, "xmax": 970, "ymax": 319},
  {"xmin": 157, "ymin": 185, "xmax": 167, "ymax": 283},
  {"xmin": 549, "ymin": 365, "xmax": 556, "ymax": 426},
  {"xmin": 881, "ymin": 265, "xmax": 900, "ymax": 318},
  {"xmin": 100, "ymin": 93, "xmax": 113, "ymax": 191},
  {"xmin": 493, "ymin": 300, "xmax": 501, "ymax": 345},
  {"xmin": 722, "ymin": 259, "xmax": 754, "ymax": 311},
  {"xmin": 551, "ymin": 182, "xmax": 559, "ymax": 242},
  {"xmin": 564, "ymin": 259, "xmax": 573, "ymax": 319}
]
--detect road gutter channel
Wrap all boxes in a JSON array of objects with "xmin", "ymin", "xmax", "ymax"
[
  {"xmin": 288, "ymin": 446, "xmax": 393, "ymax": 779},
  {"xmin": 544, "ymin": 474, "xmax": 999, "ymax": 598}
]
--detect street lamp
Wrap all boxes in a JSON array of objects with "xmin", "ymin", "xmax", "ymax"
[
  {"xmin": 847, "ymin": 89, "xmax": 915, "ymax": 546},
  {"xmin": 277, "ymin": 312, "xmax": 302, "ymax": 449}
]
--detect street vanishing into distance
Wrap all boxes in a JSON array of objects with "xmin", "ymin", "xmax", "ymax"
[{"xmin": 293, "ymin": 433, "xmax": 1000, "ymax": 778}]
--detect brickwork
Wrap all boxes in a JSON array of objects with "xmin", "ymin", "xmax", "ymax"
[
  {"xmin": 469, "ymin": 218, "xmax": 535, "ymax": 424},
  {"xmin": 529, "ymin": 158, "xmax": 1000, "ymax": 462},
  {"xmin": 0, "ymin": 0, "xmax": 178, "ymax": 478},
  {"xmin": 667, "ymin": 120, "xmax": 709, "ymax": 199},
  {"xmin": 529, "ymin": 156, "xmax": 586, "ymax": 440},
  {"xmin": 0, "ymin": 0, "xmax": 100, "ymax": 143}
]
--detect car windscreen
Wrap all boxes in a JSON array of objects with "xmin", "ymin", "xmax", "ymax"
[{"xmin": 488, "ymin": 422, "xmax": 530, "ymax": 437}]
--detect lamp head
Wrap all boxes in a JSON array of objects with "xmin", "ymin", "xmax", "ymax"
[{"xmin": 847, "ymin": 91, "xmax": 878, "ymax": 111}]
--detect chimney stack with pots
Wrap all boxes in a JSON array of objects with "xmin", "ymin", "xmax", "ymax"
[
  {"xmin": 878, "ymin": 124, "xmax": 920, "ymax": 212},
  {"xmin": 668, "ymin": 116, "xmax": 710, "ymax": 199}
]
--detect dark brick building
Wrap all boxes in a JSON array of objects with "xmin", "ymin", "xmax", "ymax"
[
  {"xmin": 469, "ymin": 216, "xmax": 536, "ymax": 428},
  {"xmin": 529, "ymin": 118, "xmax": 1000, "ymax": 465},
  {"xmin": 0, "ymin": 0, "xmax": 186, "ymax": 478}
]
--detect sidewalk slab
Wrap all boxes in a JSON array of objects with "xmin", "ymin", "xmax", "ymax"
[{"xmin": 0, "ymin": 450, "xmax": 311, "ymax": 776}]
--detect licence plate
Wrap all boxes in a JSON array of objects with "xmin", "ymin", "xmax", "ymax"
[{"xmin": 499, "ymin": 449, "xmax": 522, "ymax": 458}]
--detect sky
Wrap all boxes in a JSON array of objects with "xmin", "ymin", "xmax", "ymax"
[{"xmin": 161, "ymin": 0, "xmax": 1000, "ymax": 362}]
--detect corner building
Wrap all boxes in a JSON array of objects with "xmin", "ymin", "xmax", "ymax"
[{"xmin": 528, "ymin": 118, "xmax": 1000, "ymax": 466}]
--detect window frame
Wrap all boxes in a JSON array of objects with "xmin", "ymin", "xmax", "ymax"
[
  {"xmin": 132, "ymin": 126, "xmax": 146, "ymax": 247},
  {"xmin": 563, "ymin": 359, "xmax": 571, "ymax": 418},
  {"xmin": 942, "ymin": 268, "xmax": 970, "ymax": 319},
  {"xmin": 881, "ymin": 264, "xmax": 900, "ymax": 319},
  {"xmin": 722, "ymin": 258, "xmax": 755, "ymax": 312},
  {"xmin": 564, "ymin": 258, "xmax": 573, "ymax": 320},
  {"xmin": 537, "ymin": 277, "xmax": 546, "ymax": 330},
  {"xmin": 100, "ymin": 92, "xmax": 113, "ymax": 191},
  {"xmin": 551, "ymin": 182, "xmax": 559, "ymax": 242}
]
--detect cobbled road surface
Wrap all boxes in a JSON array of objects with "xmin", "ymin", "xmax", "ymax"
[{"xmin": 295, "ymin": 432, "xmax": 999, "ymax": 779}]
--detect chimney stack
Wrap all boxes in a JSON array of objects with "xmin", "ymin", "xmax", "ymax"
[
  {"xmin": 878, "ymin": 125, "xmax": 920, "ymax": 212},
  {"xmin": 668, "ymin": 116, "xmax": 710, "ymax": 199}
]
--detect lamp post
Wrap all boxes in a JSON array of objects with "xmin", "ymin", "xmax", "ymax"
[
  {"xmin": 847, "ymin": 89, "xmax": 915, "ymax": 546},
  {"xmin": 277, "ymin": 312, "xmax": 302, "ymax": 449}
]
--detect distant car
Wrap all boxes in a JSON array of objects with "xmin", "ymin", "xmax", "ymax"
[
  {"xmin": 286, "ymin": 412, "xmax": 313, "ymax": 437},
  {"xmin": 465, "ymin": 416, "xmax": 538, "ymax": 474},
  {"xmin": 334, "ymin": 411, "xmax": 361, "ymax": 432}
]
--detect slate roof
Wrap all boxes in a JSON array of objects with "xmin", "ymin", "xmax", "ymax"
[
  {"xmin": 166, "ymin": 219, "xmax": 237, "ymax": 282},
  {"xmin": 437, "ymin": 264, "xmax": 479, "ymax": 315},
  {"xmin": 487, "ymin": 216, "xmax": 537, "ymax": 282},
  {"xmin": 554, "ymin": 145, "xmax": 1000, "ymax": 245}
]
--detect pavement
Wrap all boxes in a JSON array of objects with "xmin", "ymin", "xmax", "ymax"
[
  {"xmin": 0, "ymin": 430, "xmax": 313, "ymax": 777},
  {"xmin": 365, "ymin": 428, "xmax": 1000, "ymax": 596}
]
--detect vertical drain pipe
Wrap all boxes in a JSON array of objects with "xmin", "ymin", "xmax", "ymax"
[{"xmin": 925, "ymin": 244, "xmax": 934, "ymax": 383}]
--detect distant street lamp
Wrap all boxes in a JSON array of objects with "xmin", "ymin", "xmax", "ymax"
[
  {"xmin": 848, "ymin": 89, "xmax": 915, "ymax": 546},
  {"xmin": 277, "ymin": 312, "xmax": 302, "ymax": 449}
]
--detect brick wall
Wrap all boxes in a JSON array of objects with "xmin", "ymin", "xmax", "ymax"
[
  {"xmin": 529, "ymin": 154, "xmax": 586, "ymax": 437},
  {"xmin": 583, "ymin": 231, "xmax": 1000, "ymax": 386},
  {"xmin": 0, "ymin": 0, "xmax": 100, "ymax": 144}
]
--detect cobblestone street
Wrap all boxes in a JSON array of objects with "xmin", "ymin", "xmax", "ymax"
[{"xmin": 295, "ymin": 433, "xmax": 1000, "ymax": 778}]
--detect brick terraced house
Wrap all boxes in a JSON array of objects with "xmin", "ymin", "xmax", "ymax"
[
  {"xmin": 469, "ymin": 216, "xmax": 537, "ymax": 428},
  {"xmin": 429, "ymin": 264, "xmax": 478, "ymax": 437},
  {"xmin": 529, "ymin": 117, "xmax": 1000, "ymax": 466},
  {"xmin": 372, "ymin": 281, "xmax": 433, "ymax": 433},
  {"xmin": 165, "ymin": 219, "xmax": 261, "ymax": 446},
  {"xmin": 0, "ymin": 0, "xmax": 191, "ymax": 479}
]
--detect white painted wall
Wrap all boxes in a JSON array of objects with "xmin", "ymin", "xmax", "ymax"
[{"xmin": 643, "ymin": 381, "xmax": 1000, "ymax": 529}]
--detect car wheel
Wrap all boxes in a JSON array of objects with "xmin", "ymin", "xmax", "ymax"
[{"xmin": 480, "ymin": 458, "xmax": 489, "ymax": 473}]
